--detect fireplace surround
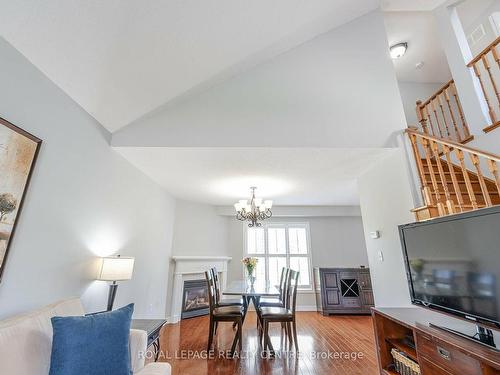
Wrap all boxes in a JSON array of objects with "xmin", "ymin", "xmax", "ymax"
[{"xmin": 170, "ymin": 256, "xmax": 232, "ymax": 323}]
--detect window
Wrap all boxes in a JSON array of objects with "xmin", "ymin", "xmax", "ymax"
[{"xmin": 245, "ymin": 223, "xmax": 312, "ymax": 289}]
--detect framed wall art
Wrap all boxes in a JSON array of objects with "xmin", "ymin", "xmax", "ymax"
[{"xmin": 0, "ymin": 117, "xmax": 41, "ymax": 281}]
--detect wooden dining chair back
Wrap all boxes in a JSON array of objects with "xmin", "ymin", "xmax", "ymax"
[
  {"xmin": 278, "ymin": 267, "xmax": 288, "ymax": 302},
  {"xmin": 287, "ymin": 269, "xmax": 300, "ymax": 314},
  {"xmin": 210, "ymin": 267, "xmax": 221, "ymax": 304},
  {"xmin": 204, "ymin": 270, "xmax": 243, "ymax": 356},
  {"xmin": 258, "ymin": 267, "xmax": 289, "ymax": 309},
  {"xmin": 206, "ymin": 269, "xmax": 218, "ymax": 314},
  {"xmin": 210, "ymin": 266, "xmax": 243, "ymax": 308}
]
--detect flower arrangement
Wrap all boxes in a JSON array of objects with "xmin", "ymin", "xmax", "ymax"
[{"xmin": 242, "ymin": 257, "xmax": 258, "ymax": 285}]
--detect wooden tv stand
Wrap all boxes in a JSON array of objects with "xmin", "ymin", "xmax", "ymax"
[{"xmin": 372, "ymin": 307, "xmax": 500, "ymax": 374}]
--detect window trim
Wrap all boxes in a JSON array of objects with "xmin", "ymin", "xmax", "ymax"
[{"xmin": 243, "ymin": 221, "xmax": 313, "ymax": 291}]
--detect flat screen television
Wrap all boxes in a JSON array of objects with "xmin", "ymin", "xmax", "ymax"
[{"xmin": 399, "ymin": 206, "xmax": 500, "ymax": 340}]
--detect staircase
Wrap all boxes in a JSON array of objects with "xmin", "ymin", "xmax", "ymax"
[
  {"xmin": 407, "ymin": 36, "xmax": 500, "ymax": 221},
  {"xmin": 407, "ymin": 129, "xmax": 500, "ymax": 221}
]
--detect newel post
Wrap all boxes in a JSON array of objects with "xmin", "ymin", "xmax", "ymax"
[{"xmin": 416, "ymin": 100, "xmax": 429, "ymax": 134}]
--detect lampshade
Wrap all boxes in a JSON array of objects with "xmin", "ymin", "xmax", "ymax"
[{"xmin": 97, "ymin": 256, "xmax": 135, "ymax": 281}]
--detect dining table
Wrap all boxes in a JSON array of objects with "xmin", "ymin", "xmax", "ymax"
[
  {"xmin": 223, "ymin": 279, "xmax": 280, "ymax": 314},
  {"xmin": 223, "ymin": 280, "xmax": 280, "ymax": 354}
]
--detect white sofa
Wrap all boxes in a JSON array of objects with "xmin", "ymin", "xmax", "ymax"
[{"xmin": 0, "ymin": 299, "xmax": 171, "ymax": 375}]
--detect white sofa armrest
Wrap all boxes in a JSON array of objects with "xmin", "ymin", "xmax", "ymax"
[
  {"xmin": 130, "ymin": 329, "xmax": 148, "ymax": 373},
  {"xmin": 135, "ymin": 363, "xmax": 172, "ymax": 375}
]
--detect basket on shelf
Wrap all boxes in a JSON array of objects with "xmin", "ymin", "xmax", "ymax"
[{"xmin": 390, "ymin": 348, "xmax": 421, "ymax": 375}]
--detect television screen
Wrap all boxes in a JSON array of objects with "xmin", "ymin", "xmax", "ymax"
[{"xmin": 399, "ymin": 206, "xmax": 500, "ymax": 325}]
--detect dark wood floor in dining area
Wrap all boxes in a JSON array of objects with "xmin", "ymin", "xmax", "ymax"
[{"xmin": 156, "ymin": 311, "xmax": 378, "ymax": 374}]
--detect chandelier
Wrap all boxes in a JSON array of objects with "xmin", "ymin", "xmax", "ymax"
[{"xmin": 234, "ymin": 187, "xmax": 273, "ymax": 227}]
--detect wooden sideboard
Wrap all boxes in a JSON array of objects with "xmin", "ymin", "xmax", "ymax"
[
  {"xmin": 372, "ymin": 307, "xmax": 500, "ymax": 374},
  {"xmin": 314, "ymin": 267, "xmax": 374, "ymax": 315}
]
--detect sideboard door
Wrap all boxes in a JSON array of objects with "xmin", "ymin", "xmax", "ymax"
[{"xmin": 321, "ymin": 271, "xmax": 341, "ymax": 310}]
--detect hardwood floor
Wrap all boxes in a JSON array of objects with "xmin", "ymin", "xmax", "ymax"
[{"xmin": 156, "ymin": 312, "xmax": 378, "ymax": 374}]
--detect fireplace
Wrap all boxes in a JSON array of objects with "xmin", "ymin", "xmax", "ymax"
[
  {"xmin": 181, "ymin": 279, "xmax": 209, "ymax": 319},
  {"xmin": 170, "ymin": 256, "xmax": 231, "ymax": 323}
]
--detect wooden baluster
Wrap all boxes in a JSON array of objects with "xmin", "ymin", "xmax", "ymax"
[
  {"xmin": 415, "ymin": 101, "xmax": 429, "ymax": 134},
  {"xmin": 431, "ymin": 99, "xmax": 444, "ymax": 138},
  {"xmin": 431, "ymin": 141, "xmax": 455, "ymax": 214},
  {"xmin": 425, "ymin": 105, "xmax": 437, "ymax": 136},
  {"xmin": 451, "ymin": 82, "xmax": 471, "ymax": 139},
  {"xmin": 456, "ymin": 149, "xmax": 478, "ymax": 210},
  {"xmin": 443, "ymin": 145, "xmax": 464, "ymax": 212},
  {"xmin": 492, "ymin": 46, "xmax": 500, "ymax": 70},
  {"xmin": 470, "ymin": 154, "xmax": 492, "ymax": 207},
  {"xmin": 473, "ymin": 62, "xmax": 498, "ymax": 124},
  {"xmin": 436, "ymin": 94, "xmax": 451, "ymax": 140},
  {"xmin": 409, "ymin": 133, "xmax": 433, "ymax": 205},
  {"xmin": 482, "ymin": 54, "xmax": 500, "ymax": 112},
  {"xmin": 422, "ymin": 137, "xmax": 445, "ymax": 216},
  {"xmin": 487, "ymin": 159, "xmax": 500, "ymax": 197},
  {"xmin": 444, "ymin": 87, "xmax": 461, "ymax": 142}
]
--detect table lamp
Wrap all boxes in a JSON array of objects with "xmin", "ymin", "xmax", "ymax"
[{"xmin": 97, "ymin": 255, "xmax": 135, "ymax": 311}]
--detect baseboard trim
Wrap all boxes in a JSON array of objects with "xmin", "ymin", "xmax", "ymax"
[{"xmin": 296, "ymin": 305, "xmax": 318, "ymax": 312}]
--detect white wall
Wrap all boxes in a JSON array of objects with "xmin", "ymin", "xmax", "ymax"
[
  {"xmin": 171, "ymin": 200, "xmax": 230, "ymax": 257},
  {"xmin": 434, "ymin": 2, "xmax": 491, "ymax": 133},
  {"xmin": 166, "ymin": 200, "xmax": 233, "ymax": 316},
  {"xmin": 397, "ymin": 82, "xmax": 445, "ymax": 126},
  {"xmin": 357, "ymin": 149, "xmax": 415, "ymax": 307},
  {"xmin": 459, "ymin": 0, "xmax": 500, "ymax": 56},
  {"xmin": 112, "ymin": 10, "xmax": 406, "ymax": 149},
  {"xmin": 0, "ymin": 37, "xmax": 176, "ymax": 319}
]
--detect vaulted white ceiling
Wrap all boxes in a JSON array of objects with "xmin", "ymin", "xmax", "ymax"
[
  {"xmin": 381, "ymin": 0, "xmax": 448, "ymax": 11},
  {"xmin": 0, "ymin": 0, "xmax": 379, "ymax": 132},
  {"xmin": 384, "ymin": 11, "xmax": 452, "ymax": 83}
]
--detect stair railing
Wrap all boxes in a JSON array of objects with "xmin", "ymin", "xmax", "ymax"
[
  {"xmin": 467, "ymin": 36, "xmax": 500, "ymax": 133},
  {"xmin": 415, "ymin": 80, "xmax": 472, "ymax": 144},
  {"xmin": 407, "ymin": 128, "xmax": 500, "ymax": 218}
]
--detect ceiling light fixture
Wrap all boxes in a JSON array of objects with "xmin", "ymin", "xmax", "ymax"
[
  {"xmin": 234, "ymin": 187, "xmax": 272, "ymax": 227},
  {"xmin": 390, "ymin": 42, "xmax": 408, "ymax": 59}
]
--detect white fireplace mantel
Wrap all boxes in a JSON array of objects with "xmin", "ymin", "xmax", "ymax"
[{"xmin": 170, "ymin": 255, "xmax": 232, "ymax": 324}]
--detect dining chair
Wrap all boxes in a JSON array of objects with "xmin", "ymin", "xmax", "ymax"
[
  {"xmin": 205, "ymin": 270, "xmax": 243, "ymax": 356},
  {"xmin": 210, "ymin": 267, "xmax": 244, "ymax": 332},
  {"xmin": 259, "ymin": 269, "xmax": 300, "ymax": 354},
  {"xmin": 256, "ymin": 267, "xmax": 289, "ymax": 333}
]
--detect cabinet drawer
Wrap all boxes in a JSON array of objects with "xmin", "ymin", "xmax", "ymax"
[
  {"xmin": 341, "ymin": 297, "xmax": 361, "ymax": 308},
  {"xmin": 419, "ymin": 356, "xmax": 452, "ymax": 375},
  {"xmin": 340, "ymin": 271, "xmax": 358, "ymax": 280},
  {"xmin": 416, "ymin": 332, "xmax": 481, "ymax": 375}
]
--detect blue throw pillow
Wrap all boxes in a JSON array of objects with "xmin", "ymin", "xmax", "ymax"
[{"xmin": 49, "ymin": 303, "xmax": 134, "ymax": 375}]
